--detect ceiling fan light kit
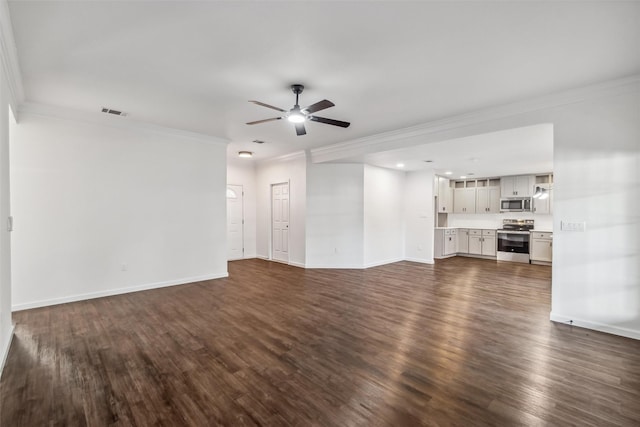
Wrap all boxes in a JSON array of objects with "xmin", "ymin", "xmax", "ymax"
[{"xmin": 247, "ymin": 84, "xmax": 350, "ymax": 136}]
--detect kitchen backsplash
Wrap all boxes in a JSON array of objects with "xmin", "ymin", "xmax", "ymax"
[{"xmin": 447, "ymin": 212, "xmax": 553, "ymax": 230}]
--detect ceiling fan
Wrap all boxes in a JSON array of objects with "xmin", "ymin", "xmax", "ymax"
[{"xmin": 246, "ymin": 84, "xmax": 350, "ymax": 136}]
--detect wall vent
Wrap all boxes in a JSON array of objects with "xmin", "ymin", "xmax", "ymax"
[{"xmin": 101, "ymin": 107, "xmax": 127, "ymax": 117}]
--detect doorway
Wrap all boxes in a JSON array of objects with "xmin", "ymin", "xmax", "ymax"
[
  {"xmin": 226, "ymin": 184, "xmax": 244, "ymax": 260},
  {"xmin": 271, "ymin": 182, "xmax": 289, "ymax": 263}
]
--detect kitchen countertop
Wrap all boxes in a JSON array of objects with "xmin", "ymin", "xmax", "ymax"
[{"xmin": 435, "ymin": 226, "xmax": 498, "ymax": 230}]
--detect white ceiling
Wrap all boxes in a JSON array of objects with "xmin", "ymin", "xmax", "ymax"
[
  {"xmin": 7, "ymin": 1, "xmax": 640, "ymax": 166},
  {"xmin": 362, "ymin": 123, "xmax": 554, "ymax": 177}
]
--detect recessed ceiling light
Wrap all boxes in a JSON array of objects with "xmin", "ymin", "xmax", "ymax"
[
  {"xmin": 238, "ymin": 151, "xmax": 253, "ymax": 158},
  {"xmin": 396, "ymin": 163, "xmax": 405, "ymax": 168},
  {"xmin": 468, "ymin": 173, "xmax": 475, "ymax": 176},
  {"xmin": 444, "ymin": 171, "xmax": 453, "ymax": 175},
  {"xmin": 460, "ymin": 175, "xmax": 467, "ymax": 179},
  {"xmin": 469, "ymin": 157, "xmax": 479, "ymax": 162}
]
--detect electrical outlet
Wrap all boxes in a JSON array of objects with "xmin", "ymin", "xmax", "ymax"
[{"xmin": 561, "ymin": 221, "xmax": 586, "ymax": 232}]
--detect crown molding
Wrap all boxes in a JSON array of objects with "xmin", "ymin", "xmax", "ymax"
[
  {"xmin": 19, "ymin": 102, "xmax": 230, "ymax": 146},
  {"xmin": 0, "ymin": 0, "xmax": 25, "ymax": 112},
  {"xmin": 311, "ymin": 74, "xmax": 640, "ymax": 163},
  {"xmin": 257, "ymin": 149, "xmax": 307, "ymax": 166}
]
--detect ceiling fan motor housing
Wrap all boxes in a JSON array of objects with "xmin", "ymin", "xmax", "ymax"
[{"xmin": 247, "ymin": 84, "xmax": 350, "ymax": 135}]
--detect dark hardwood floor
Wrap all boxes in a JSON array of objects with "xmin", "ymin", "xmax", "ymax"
[{"xmin": 2, "ymin": 257, "xmax": 640, "ymax": 426}]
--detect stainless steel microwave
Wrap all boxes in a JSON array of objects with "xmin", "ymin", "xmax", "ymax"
[{"xmin": 500, "ymin": 198, "xmax": 532, "ymax": 212}]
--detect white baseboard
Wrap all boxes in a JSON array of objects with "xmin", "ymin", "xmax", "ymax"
[
  {"xmin": 12, "ymin": 272, "xmax": 229, "ymax": 312},
  {"xmin": 252, "ymin": 255, "xmax": 304, "ymax": 269},
  {"xmin": 550, "ymin": 312, "xmax": 640, "ymax": 341},
  {"xmin": 288, "ymin": 260, "xmax": 306, "ymax": 268},
  {"xmin": 228, "ymin": 256, "xmax": 258, "ymax": 261},
  {"xmin": 0, "ymin": 324, "xmax": 15, "ymax": 375},
  {"xmin": 363, "ymin": 258, "xmax": 405, "ymax": 268},
  {"xmin": 404, "ymin": 257, "xmax": 435, "ymax": 265},
  {"xmin": 305, "ymin": 263, "xmax": 365, "ymax": 269}
]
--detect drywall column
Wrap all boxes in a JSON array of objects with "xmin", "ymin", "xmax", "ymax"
[
  {"xmin": 305, "ymin": 163, "xmax": 364, "ymax": 268},
  {"xmin": 404, "ymin": 169, "xmax": 435, "ymax": 264},
  {"xmin": 550, "ymin": 89, "xmax": 640, "ymax": 338},
  {"xmin": 363, "ymin": 165, "xmax": 405, "ymax": 267},
  {"xmin": 0, "ymin": 69, "xmax": 13, "ymax": 369},
  {"xmin": 227, "ymin": 157, "xmax": 257, "ymax": 259}
]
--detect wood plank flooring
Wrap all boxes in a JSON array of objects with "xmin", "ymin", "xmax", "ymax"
[{"xmin": 2, "ymin": 257, "xmax": 640, "ymax": 426}]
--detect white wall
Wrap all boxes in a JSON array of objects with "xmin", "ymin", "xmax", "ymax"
[
  {"xmin": 404, "ymin": 170, "xmax": 435, "ymax": 264},
  {"xmin": 255, "ymin": 152, "xmax": 306, "ymax": 267},
  {"xmin": 551, "ymin": 90, "xmax": 640, "ymax": 338},
  {"xmin": 227, "ymin": 158, "xmax": 257, "ymax": 259},
  {"xmin": 363, "ymin": 165, "xmax": 405, "ymax": 267},
  {"xmin": 0, "ymin": 70, "xmax": 13, "ymax": 370},
  {"xmin": 10, "ymin": 112, "xmax": 229, "ymax": 310},
  {"xmin": 306, "ymin": 163, "xmax": 364, "ymax": 268}
]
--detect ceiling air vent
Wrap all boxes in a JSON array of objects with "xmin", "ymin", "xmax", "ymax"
[
  {"xmin": 252, "ymin": 139, "xmax": 265, "ymax": 144},
  {"xmin": 101, "ymin": 107, "xmax": 127, "ymax": 117}
]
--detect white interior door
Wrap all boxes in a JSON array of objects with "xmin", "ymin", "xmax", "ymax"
[
  {"xmin": 271, "ymin": 182, "xmax": 289, "ymax": 263},
  {"xmin": 227, "ymin": 184, "xmax": 244, "ymax": 260}
]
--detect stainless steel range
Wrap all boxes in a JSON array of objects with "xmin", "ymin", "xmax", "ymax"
[{"xmin": 497, "ymin": 219, "xmax": 534, "ymax": 263}]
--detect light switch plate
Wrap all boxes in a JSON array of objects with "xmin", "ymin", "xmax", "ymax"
[{"xmin": 561, "ymin": 221, "xmax": 586, "ymax": 232}]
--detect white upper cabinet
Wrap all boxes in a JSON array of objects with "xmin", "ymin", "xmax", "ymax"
[
  {"xmin": 500, "ymin": 175, "xmax": 534, "ymax": 198},
  {"xmin": 437, "ymin": 176, "xmax": 454, "ymax": 213},
  {"xmin": 533, "ymin": 184, "xmax": 553, "ymax": 214},
  {"xmin": 476, "ymin": 183, "xmax": 501, "ymax": 214},
  {"xmin": 454, "ymin": 188, "xmax": 476, "ymax": 214},
  {"xmin": 532, "ymin": 174, "xmax": 554, "ymax": 215}
]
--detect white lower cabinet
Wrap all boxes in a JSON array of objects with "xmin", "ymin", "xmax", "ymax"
[
  {"xmin": 530, "ymin": 232, "xmax": 553, "ymax": 262},
  {"xmin": 481, "ymin": 230, "xmax": 497, "ymax": 257},
  {"xmin": 435, "ymin": 228, "xmax": 457, "ymax": 258},
  {"xmin": 457, "ymin": 229, "xmax": 469, "ymax": 254},
  {"xmin": 436, "ymin": 228, "xmax": 496, "ymax": 259},
  {"xmin": 468, "ymin": 229, "xmax": 496, "ymax": 256}
]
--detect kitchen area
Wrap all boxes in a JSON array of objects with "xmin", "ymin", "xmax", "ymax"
[{"xmin": 434, "ymin": 173, "xmax": 553, "ymax": 265}]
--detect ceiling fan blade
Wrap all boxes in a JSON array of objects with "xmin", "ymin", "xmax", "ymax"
[
  {"xmin": 246, "ymin": 117, "xmax": 282, "ymax": 125},
  {"xmin": 309, "ymin": 116, "xmax": 351, "ymax": 128},
  {"xmin": 249, "ymin": 100, "xmax": 287, "ymax": 112},
  {"xmin": 302, "ymin": 99, "xmax": 334, "ymax": 114},
  {"xmin": 295, "ymin": 123, "xmax": 306, "ymax": 136}
]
